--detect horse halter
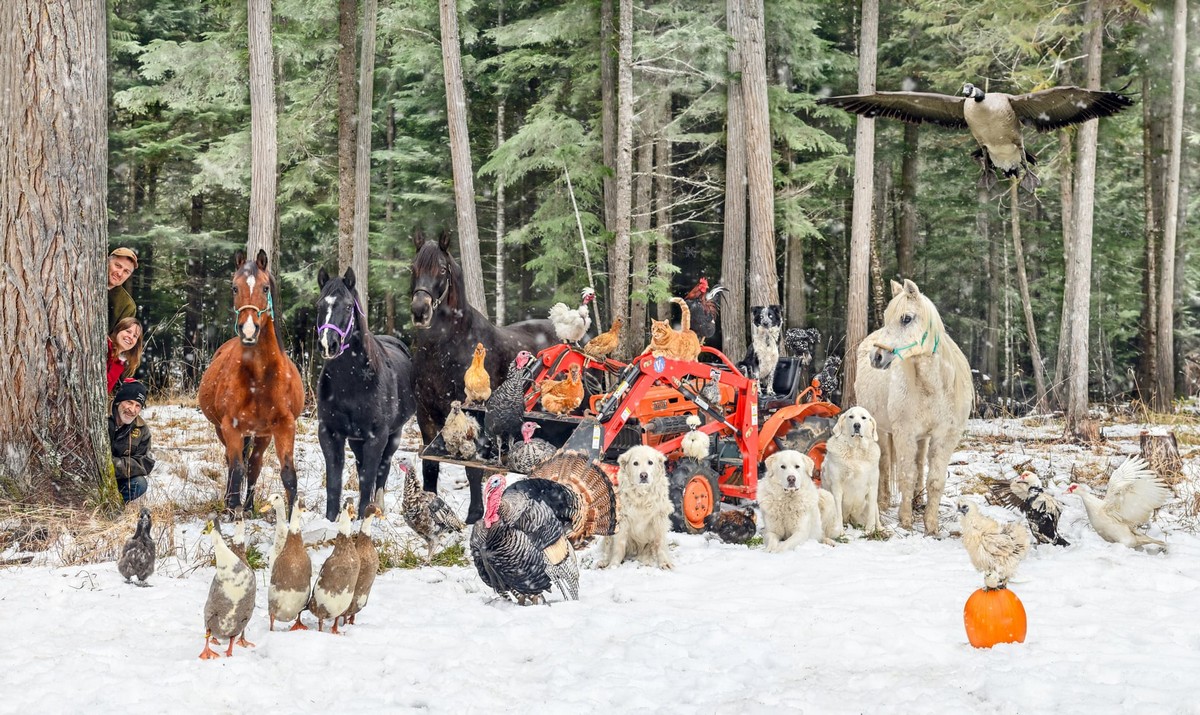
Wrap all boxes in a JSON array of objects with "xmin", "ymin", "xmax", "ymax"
[
  {"xmin": 412, "ymin": 274, "xmax": 451, "ymax": 312},
  {"xmin": 890, "ymin": 318, "xmax": 940, "ymax": 360},
  {"xmin": 316, "ymin": 297, "xmax": 362, "ymax": 359},
  {"xmin": 232, "ymin": 284, "xmax": 275, "ymax": 337}
]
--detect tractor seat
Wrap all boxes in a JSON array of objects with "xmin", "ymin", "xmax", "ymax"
[{"xmin": 759, "ymin": 356, "xmax": 802, "ymax": 413}]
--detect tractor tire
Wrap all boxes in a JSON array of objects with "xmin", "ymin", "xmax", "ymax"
[
  {"xmin": 779, "ymin": 414, "xmax": 835, "ymax": 455},
  {"xmin": 668, "ymin": 459, "xmax": 721, "ymax": 534}
]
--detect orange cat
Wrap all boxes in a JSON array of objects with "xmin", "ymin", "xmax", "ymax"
[{"xmin": 648, "ymin": 298, "xmax": 701, "ymax": 361}]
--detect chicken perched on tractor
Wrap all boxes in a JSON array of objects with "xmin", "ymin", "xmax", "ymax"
[
  {"xmin": 583, "ymin": 317, "xmax": 623, "ymax": 361},
  {"xmin": 442, "ymin": 400, "xmax": 481, "ymax": 460},
  {"xmin": 539, "ymin": 364, "xmax": 584, "ymax": 416},
  {"xmin": 484, "ymin": 350, "xmax": 535, "ymax": 456},
  {"xmin": 463, "ymin": 342, "xmax": 491, "ymax": 406},
  {"xmin": 548, "ymin": 287, "xmax": 595, "ymax": 344}
]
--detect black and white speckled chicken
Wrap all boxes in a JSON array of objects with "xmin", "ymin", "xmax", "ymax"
[
  {"xmin": 989, "ymin": 471, "xmax": 1069, "ymax": 547},
  {"xmin": 684, "ymin": 278, "xmax": 726, "ymax": 341},
  {"xmin": 442, "ymin": 400, "xmax": 481, "ymax": 460},
  {"xmin": 704, "ymin": 505, "xmax": 758, "ymax": 545},
  {"xmin": 470, "ymin": 473, "xmax": 580, "ymax": 605},
  {"xmin": 505, "ymin": 421, "xmax": 558, "ymax": 474},
  {"xmin": 118, "ymin": 507, "xmax": 155, "ymax": 586},
  {"xmin": 784, "ymin": 327, "xmax": 821, "ymax": 366},
  {"xmin": 814, "ymin": 355, "xmax": 842, "ymax": 397},
  {"xmin": 399, "ymin": 458, "xmax": 465, "ymax": 560},
  {"xmin": 484, "ymin": 350, "xmax": 535, "ymax": 456}
]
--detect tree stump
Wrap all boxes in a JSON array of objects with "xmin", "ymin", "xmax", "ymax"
[
  {"xmin": 1140, "ymin": 431, "xmax": 1183, "ymax": 485},
  {"xmin": 1073, "ymin": 419, "xmax": 1103, "ymax": 444}
]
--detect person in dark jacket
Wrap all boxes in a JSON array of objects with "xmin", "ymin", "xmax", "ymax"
[
  {"xmin": 109, "ymin": 380, "xmax": 154, "ymax": 503},
  {"xmin": 108, "ymin": 247, "xmax": 139, "ymax": 332}
]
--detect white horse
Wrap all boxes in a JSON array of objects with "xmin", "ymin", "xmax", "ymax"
[{"xmin": 854, "ymin": 279, "xmax": 973, "ymax": 535}]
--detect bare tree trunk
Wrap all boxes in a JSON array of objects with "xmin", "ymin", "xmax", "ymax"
[
  {"xmin": 351, "ymin": 0, "xmax": 377, "ymax": 314},
  {"xmin": 495, "ymin": 98, "xmax": 508, "ymax": 326},
  {"xmin": 654, "ymin": 100, "xmax": 673, "ymax": 322},
  {"xmin": 385, "ymin": 103, "xmax": 397, "ymax": 334},
  {"xmin": 1052, "ymin": 128, "xmax": 1074, "ymax": 409},
  {"xmin": 1065, "ymin": 0, "xmax": 1103, "ymax": 436},
  {"xmin": 439, "ymin": 0, "xmax": 488, "ymax": 316},
  {"xmin": 742, "ymin": 0, "xmax": 777, "ymax": 309},
  {"xmin": 337, "ymin": 0, "xmax": 358, "ymax": 272},
  {"xmin": 1154, "ymin": 0, "xmax": 1188, "ymax": 411},
  {"xmin": 1139, "ymin": 70, "xmax": 1163, "ymax": 402},
  {"xmin": 843, "ymin": 0, "xmax": 878, "ymax": 406},
  {"xmin": 981, "ymin": 187, "xmax": 999, "ymax": 380},
  {"xmin": 897, "ymin": 123, "xmax": 918, "ymax": 279},
  {"xmin": 1008, "ymin": 183, "xmax": 1048, "ymax": 409},
  {"xmin": 611, "ymin": 0, "xmax": 633, "ymax": 355},
  {"xmin": 630, "ymin": 137, "xmax": 653, "ymax": 349},
  {"xmin": 247, "ymin": 0, "xmax": 278, "ymax": 259},
  {"xmin": 869, "ymin": 156, "xmax": 888, "ymax": 327},
  {"xmin": 721, "ymin": 0, "xmax": 748, "ymax": 359},
  {"xmin": 1, "ymin": 0, "xmax": 114, "ymax": 503},
  {"xmin": 601, "ymin": 0, "xmax": 617, "ymax": 319}
]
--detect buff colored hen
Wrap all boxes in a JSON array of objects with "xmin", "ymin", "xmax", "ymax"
[{"xmin": 539, "ymin": 364, "xmax": 584, "ymax": 416}]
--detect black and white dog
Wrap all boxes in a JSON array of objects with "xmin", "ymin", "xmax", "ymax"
[{"xmin": 737, "ymin": 305, "xmax": 783, "ymax": 394}]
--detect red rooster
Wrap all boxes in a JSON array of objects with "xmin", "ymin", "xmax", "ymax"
[{"xmin": 684, "ymin": 278, "xmax": 726, "ymax": 341}]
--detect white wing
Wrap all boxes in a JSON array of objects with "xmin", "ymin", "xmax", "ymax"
[{"xmin": 1103, "ymin": 457, "xmax": 1171, "ymax": 525}]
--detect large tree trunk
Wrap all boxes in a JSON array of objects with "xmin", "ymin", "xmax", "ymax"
[
  {"xmin": 897, "ymin": 123, "xmax": 918, "ymax": 280},
  {"xmin": 629, "ymin": 137, "xmax": 653, "ymax": 349},
  {"xmin": 600, "ymin": 0, "xmax": 617, "ymax": 322},
  {"xmin": 1065, "ymin": 0, "xmax": 1103, "ymax": 437},
  {"xmin": 721, "ymin": 0, "xmax": 748, "ymax": 359},
  {"xmin": 611, "ymin": 0, "xmax": 633, "ymax": 355},
  {"xmin": 869, "ymin": 156, "xmax": 889, "ymax": 327},
  {"xmin": 1154, "ymin": 0, "xmax": 1188, "ymax": 411},
  {"xmin": 1139, "ymin": 70, "xmax": 1164, "ymax": 401},
  {"xmin": 843, "ymin": 0, "xmax": 878, "ymax": 406},
  {"xmin": 1008, "ymin": 183, "xmax": 1048, "ymax": 409},
  {"xmin": 336, "ymin": 0, "xmax": 358, "ymax": 273},
  {"xmin": 439, "ymin": 0, "xmax": 488, "ymax": 317},
  {"xmin": 247, "ymin": 0, "xmax": 278, "ymax": 260},
  {"xmin": 982, "ymin": 187, "xmax": 999, "ymax": 381},
  {"xmin": 351, "ymin": 0, "xmax": 377, "ymax": 314},
  {"xmin": 385, "ymin": 102, "xmax": 397, "ymax": 334},
  {"xmin": 742, "ymin": 0, "xmax": 777, "ymax": 309},
  {"xmin": 654, "ymin": 98, "xmax": 673, "ymax": 323},
  {"xmin": 1052, "ymin": 128, "xmax": 1075, "ymax": 409},
  {"xmin": 494, "ymin": 0, "xmax": 508, "ymax": 325},
  {"xmin": 1, "ymin": 0, "xmax": 114, "ymax": 504}
]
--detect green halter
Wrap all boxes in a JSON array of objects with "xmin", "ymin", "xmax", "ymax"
[
  {"xmin": 232, "ymin": 287, "xmax": 275, "ymax": 335},
  {"xmin": 891, "ymin": 318, "xmax": 940, "ymax": 359}
]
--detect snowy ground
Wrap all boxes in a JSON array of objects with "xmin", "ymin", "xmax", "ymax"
[{"xmin": 3, "ymin": 405, "xmax": 1200, "ymax": 714}]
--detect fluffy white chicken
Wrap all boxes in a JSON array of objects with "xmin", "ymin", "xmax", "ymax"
[
  {"xmin": 957, "ymin": 498, "xmax": 1031, "ymax": 589},
  {"xmin": 548, "ymin": 287, "xmax": 595, "ymax": 343},
  {"xmin": 1067, "ymin": 456, "xmax": 1171, "ymax": 550},
  {"xmin": 681, "ymin": 415, "xmax": 709, "ymax": 461},
  {"xmin": 442, "ymin": 400, "xmax": 480, "ymax": 460}
]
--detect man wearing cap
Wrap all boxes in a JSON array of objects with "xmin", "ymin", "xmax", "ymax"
[
  {"xmin": 108, "ymin": 247, "xmax": 139, "ymax": 332},
  {"xmin": 109, "ymin": 380, "xmax": 155, "ymax": 504}
]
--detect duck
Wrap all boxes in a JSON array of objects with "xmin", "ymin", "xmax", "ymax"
[
  {"xmin": 267, "ymin": 493, "xmax": 290, "ymax": 567},
  {"xmin": 344, "ymin": 503, "xmax": 382, "ymax": 626},
  {"xmin": 1067, "ymin": 456, "xmax": 1171, "ymax": 550},
  {"xmin": 199, "ymin": 518, "xmax": 257, "ymax": 659},
  {"xmin": 264, "ymin": 494, "xmax": 313, "ymax": 631},
  {"xmin": 117, "ymin": 507, "xmax": 155, "ymax": 587},
  {"xmin": 308, "ymin": 499, "xmax": 361, "ymax": 633},
  {"xmin": 816, "ymin": 82, "xmax": 1134, "ymax": 191},
  {"xmin": 230, "ymin": 508, "xmax": 250, "ymax": 566}
]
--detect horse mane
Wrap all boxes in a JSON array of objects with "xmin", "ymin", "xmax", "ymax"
[
  {"xmin": 917, "ymin": 293, "xmax": 975, "ymax": 411},
  {"xmin": 353, "ymin": 289, "xmax": 385, "ymax": 372},
  {"xmin": 267, "ymin": 273, "xmax": 287, "ymax": 354}
]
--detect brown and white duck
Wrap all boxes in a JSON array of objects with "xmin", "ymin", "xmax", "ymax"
[
  {"xmin": 199, "ymin": 519, "xmax": 256, "ymax": 659},
  {"xmin": 307, "ymin": 499, "xmax": 360, "ymax": 633},
  {"xmin": 264, "ymin": 494, "xmax": 313, "ymax": 631},
  {"xmin": 343, "ymin": 503, "xmax": 382, "ymax": 627}
]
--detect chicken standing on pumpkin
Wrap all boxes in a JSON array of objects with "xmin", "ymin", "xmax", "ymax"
[
  {"xmin": 683, "ymin": 278, "xmax": 725, "ymax": 342},
  {"xmin": 1067, "ymin": 456, "xmax": 1171, "ymax": 550},
  {"xmin": 583, "ymin": 317, "xmax": 623, "ymax": 361},
  {"xmin": 463, "ymin": 342, "xmax": 491, "ymax": 406},
  {"xmin": 442, "ymin": 400, "xmax": 481, "ymax": 460},
  {"xmin": 399, "ymin": 458, "xmax": 466, "ymax": 561},
  {"xmin": 539, "ymin": 364, "xmax": 584, "ymax": 416},
  {"xmin": 548, "ymin": 287, "xmax": 595, "ymax": 344},
  {"xmin": 956, "ymin": 498, "xmax": 1030, "ymax": 590}
]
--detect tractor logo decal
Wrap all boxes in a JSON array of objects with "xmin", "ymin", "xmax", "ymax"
[
  {"xmin": 653, "ymin": 356, "xmax": 665, "ymax": 373},
  {"xmin": 751, "ymin": 401, "xmax": 758, "ymax": 427},
  {"xmin": 591, "ymin": 424, "xmax": 601, "ymax": 450}
]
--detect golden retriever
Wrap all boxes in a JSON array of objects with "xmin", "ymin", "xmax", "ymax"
[
  {"xmin": 823, "ymin": 406, "xmax": 883, "ymax": 533},
  {"xmin": 761, "ymin": 450, "xmax": 840, "ymax": 551},
  {"xmin": 598, "ymin": 446, "xmax": 673, "ymax": 569}
]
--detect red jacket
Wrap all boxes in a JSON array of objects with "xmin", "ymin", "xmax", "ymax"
[{"xmin": 107, "ymin": 338, "xmax": 128, "ymax": 394}]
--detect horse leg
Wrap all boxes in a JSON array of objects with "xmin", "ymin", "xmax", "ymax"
[
  {"xmin": 372, "ymin": 433, "xmax": 403, "ymax": 510},
  {"xmin": 892, "ymin": 433, "xmax": 920, "ymax": 531},
  {"xmin": 221, "ymin": 429, "xmax": 247, "ymax": 516},
  {"xmin": 418, "ymin": 410, "xmax": 441, "ymax": 494},
  {"xmin": 913, "ymin": 438, "xmax": 929, "ymax": 510},
  {"xmin": 922, "ymin": 435, "xmax": 954, "ymax": 537},
  {"xmin": 464, "ymin": 466, "xmax": 485, "ymax": 525},
  {"xmin": 272, "ymin": 425, "xmax": 299, "ymax": 520},
  {"xmin": 318, "ymin": 424, "xmax": 345, "ymax": 523},
  {"xmin": 876, "ymin": 431, "xmax": 893, "ymax": 512},
  {"xmin": 355, "ymin": 436, "xmax": 387, "ymax": 520},
  {"xmin": 244, "ymin": 435, "xmax": 271, "ymax": 517}
]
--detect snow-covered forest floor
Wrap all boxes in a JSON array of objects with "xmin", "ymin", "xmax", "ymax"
[{"xmin": 2, "ymin": 403, "xmax": 1199, "ymax": 713}]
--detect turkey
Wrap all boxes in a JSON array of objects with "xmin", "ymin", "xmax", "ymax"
[
  {"xmin": 484, "ymin": 350, "xmax": 535, "ymax": 457},
  {"xmin": 956, "ymin": 498, "xmax": 1030, "ymax": 589},
  {"xmin": 681, "ymin": 415, "xmax": 710, "ymax": 461},
  {"xmin": 470, "ymin": 473, "xmax": 581, "ymax": 605},
  {"xmin": 399, "ymin": 458, "xmax": 466, "ymax": 561},
  {"xmin": 989, "ymin": 471, "xmax": 1069, "ymax": 547},
  {"xmin": 548, "ymin": 287, "xmax": 595, "ymax": 344},
  {"xmin": 442, "ymin": 400, "xmax": 481, "ymax": 460},
  {"xmin": 683, "ymin": 278, "xmax": 726, "ymax": 341},
  {"xmin": 1067, "ymin": 457, "xmax": 1171, "ymax": 550},
  {"xmin": 117, "ymin": 507, "xmax": 155, "ymax": 587},
  {"xmin": 505, "ymin": 421, "xmax": 558, "ymax": 474}
]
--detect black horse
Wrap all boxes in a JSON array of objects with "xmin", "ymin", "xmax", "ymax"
[
  {"xmin": 316, "ymin": 267, "xmax": 417, "ymax": 522},
  {"xmin": 410, "ymin": 231, "xmax": 554, "ymax": 523}
]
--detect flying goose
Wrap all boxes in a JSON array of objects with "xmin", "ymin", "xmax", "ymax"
[{"xmin": 817, "ymin": 82, "xmax": 1134, "ymax": 191}]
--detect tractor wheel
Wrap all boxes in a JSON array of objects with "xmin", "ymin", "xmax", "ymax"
[
  {"xmin": 779, "ymin": 415, "xmax": 835, "ymax": 455},
  {"xmin": 668, "ymin": 460, "xmax": 721, "ymax": 534}
]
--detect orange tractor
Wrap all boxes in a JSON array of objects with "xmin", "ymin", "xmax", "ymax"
[{"xmin": 422, "ymin": 342, "xmax": 841, "ymax": 533}]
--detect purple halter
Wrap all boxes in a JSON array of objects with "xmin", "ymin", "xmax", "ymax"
[{"xmin": 317, "ymin": 297, "xmax": 362, "ymax": 359}]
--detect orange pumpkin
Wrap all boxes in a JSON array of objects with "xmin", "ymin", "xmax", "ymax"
[{"xmin": 963, "ymin": 587, "xmax": 1027, "ymax": 648}]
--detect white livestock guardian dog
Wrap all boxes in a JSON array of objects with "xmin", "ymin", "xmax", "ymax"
[
  {"xmin": 823, "ymin": 406, "xmax": 883, "ymax": 534},
  {"xmin": 760, "ymin": 450, "xmax": 840, "ymax": 552},
  {"xmin": 599, "ymin": 446, "xmax": 673, "ymax": 569}
]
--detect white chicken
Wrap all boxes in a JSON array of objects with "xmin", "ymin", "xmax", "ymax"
[
  {"xmin": 548, "ymin": 287, "xmax": 595, "ymax": 344},
  {"xmin": 1066, "ymin": 456, "xmax": 1171, "ymax": 550},
  {"xmin": 956, "ymin": 498, "xmax": 1031, "ymax": 589},
  {"xmin": 681, "ymin": 415, "xmax": 709, "ymax": 461}
]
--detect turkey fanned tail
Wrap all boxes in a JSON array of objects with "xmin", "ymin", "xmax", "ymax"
[{"xmin": 528, "ymin": 451, "xmax": 617, "ymax": 546}]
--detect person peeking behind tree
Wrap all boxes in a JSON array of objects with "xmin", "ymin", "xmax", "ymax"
[
  {"xmin": 107, "ymin": 317, "xmax": 145, "ymax": 394},
  {"xmin": 109, "ymin": 379, "xmax": 155, "ymax": 504},
  {"xmin": 108, "ymin": 246, "xmax": 139, "ymax": 332}
]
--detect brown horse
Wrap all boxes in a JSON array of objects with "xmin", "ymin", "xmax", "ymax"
[{"xmin": 198, "ymin": 250, "xmax": 305, "ymax": 517}]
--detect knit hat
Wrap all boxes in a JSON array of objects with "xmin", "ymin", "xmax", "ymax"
[
  {"xmin": 110, "ymin": 247, "xmax": 139, "ymax": 268},
  {"xmin": 113, "ymin": 380, "xmax": 147, "ymax": 408}
]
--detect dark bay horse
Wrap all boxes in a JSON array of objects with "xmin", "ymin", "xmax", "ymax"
[
  {"xmin": 410, "ymin": 231, "xmax": 554, "ymax": 522},
  {"xmin": 198, "ymin": 250, "xmax": 305, "ymax": 516},
  {"xmin": 316, "ymin": 267, "xmax": 417, "ymax": 522}
]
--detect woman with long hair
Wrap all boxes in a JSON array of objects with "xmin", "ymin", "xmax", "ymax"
[{"xmin": 107, "ymin": 317, "xmax": 145, "ymax": 394}]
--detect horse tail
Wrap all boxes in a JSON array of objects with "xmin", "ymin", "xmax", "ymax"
[{"xmin": 671, "ymin": 297, "xmax": 691, "ymax": 331}]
